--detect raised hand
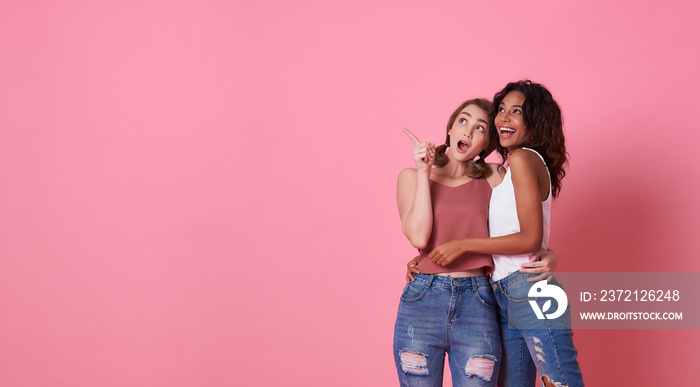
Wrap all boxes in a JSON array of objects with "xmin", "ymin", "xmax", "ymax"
[{"xmin": 402, "ymin": 128, "xmax": 435, "ymax": 174}]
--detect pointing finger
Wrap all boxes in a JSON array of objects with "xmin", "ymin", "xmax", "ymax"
[{"xmin": 402, "ymin": 128, "xmax": 421, "ymax": 145}]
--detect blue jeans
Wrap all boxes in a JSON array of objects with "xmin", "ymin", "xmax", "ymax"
[
  {"xmin": 491, "ymin": 271, "xmax": 584, "ymax": 387},
  {"xmin": 393, "ymin": 274, "xmax": 501, "ymax": 386}
]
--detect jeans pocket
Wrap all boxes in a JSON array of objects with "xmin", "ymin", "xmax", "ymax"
[
  {"xmin": 400, "ymin": 281, "xmax": 429, "ymax": 303},
  {"xmin": 503, "ymin": 277, "xmax": 536, "ymax": 303},
  {"xmin": 474, "ymin": 284, "xmax": 497, "ymax": 310}
]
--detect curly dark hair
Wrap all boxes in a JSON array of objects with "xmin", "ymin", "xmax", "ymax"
[
  {"xmin": 492, "ymin": 80, "xmax": 568, "ymax": 198},
  {"xmin": 433, "ymin": 98, "xmax": 495, "ymax": 179}
]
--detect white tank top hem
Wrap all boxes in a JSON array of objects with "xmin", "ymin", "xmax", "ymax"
[{"xmin": 489, "ymin": 148, "xmax": 552, "ymax": 282}]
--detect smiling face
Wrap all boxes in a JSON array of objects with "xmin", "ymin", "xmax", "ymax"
[
  {"xmin": 495, "ymin": 91, "xmax": 529, "ymax": 151},
  {"xmin": 447, "ymin": 103, "xmax": 490, "ymax": 162}
]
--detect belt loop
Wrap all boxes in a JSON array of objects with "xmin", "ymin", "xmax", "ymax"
[
  {"xmin": 427, "ymin": 274, "xmax": 436, "ymax": 288},
  {"xmin": 471, "ymin": 276, "xmax": 478, "ymax": 291}
]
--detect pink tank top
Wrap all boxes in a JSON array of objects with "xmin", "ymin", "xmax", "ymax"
[{"xmin": 414, "ymin": 178, "xmax": 494, "ymax": 274}]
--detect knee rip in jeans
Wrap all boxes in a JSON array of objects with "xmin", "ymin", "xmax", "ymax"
[
  {"xmin": 541, "ymin": 374, "xmax": 567, "ymax": 387},
  {"xmin": 533, "ymin": 336, "xmax": 546, "ymax": 363},
  {"xmin": 533, "ymin": 338, "xmax": 568, "ymax": 387},
  {"xmin": 464, "ymin": 355, "xmax": 496, "ymax": 382},
  {"xmin": 399, "ymin": 351, "xmax": 429, "ymax": 376}
]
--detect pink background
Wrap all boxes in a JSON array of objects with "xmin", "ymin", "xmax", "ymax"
[{"xmin": 1, "ymin": 0, "xmax": 699, "ymax": 385}]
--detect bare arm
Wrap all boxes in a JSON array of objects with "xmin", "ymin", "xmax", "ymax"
[
  {"xmin": 397, "ymin": 129, "xmax": 435, "ymax": 249},
  {"xmin": 397, "ymin": 168, "xmax": 433, "ymax": 248}
]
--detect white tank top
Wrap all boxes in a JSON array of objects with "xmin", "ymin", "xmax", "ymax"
[{"xmin": 489, "ymin": 148, "xmax": 551, "ymax": 281}]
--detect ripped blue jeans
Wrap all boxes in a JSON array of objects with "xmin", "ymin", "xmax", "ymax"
[
  {"xmin": 491, "ymin": 271, "xmax": 584, "ymax": 387},
  {"xmin": 393, "ymin": 274, "xmax": 501, "ymax": 386}
]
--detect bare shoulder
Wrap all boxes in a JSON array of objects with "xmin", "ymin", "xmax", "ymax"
[
  {"xmin": 397, "ymin": 168, "xmax": 419, "ymax": 193},
  {"xmin": 510, "ymin": 149, "xmax": 547, "ymax": 179},
  {"xmin": 509, "ymin": 149, "xmax": 541, "ymax": 168},
  {"xmin": 398, "ymin": 167, "xmax": 418, "ymax": 182},
  {"xmin": 397, "ymin": 168, "xmax": 419, "ymax": 207}
]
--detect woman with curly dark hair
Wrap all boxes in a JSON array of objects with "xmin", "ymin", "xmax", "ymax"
[{"xmin": 428, "ymin": 81, "xmax": 584, "ymax": 387}]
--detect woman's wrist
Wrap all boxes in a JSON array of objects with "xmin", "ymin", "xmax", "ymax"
[
  {"xmin": 416, "ymin": 171, "xmax": 431, "ymax": 182},
  {"xmin": 457, "ymin": 238, "xmax": 472, "ymax": 254}
]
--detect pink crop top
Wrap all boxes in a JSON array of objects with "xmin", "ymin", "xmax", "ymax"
[{"xmin": 414, "ymin": 178, "xmax": 494, "ymax": 274}]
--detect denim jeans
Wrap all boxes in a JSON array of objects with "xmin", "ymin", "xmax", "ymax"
[
  {"xmin": 393, "ymin": 274, "xmax": 501, "ymax": 386},
  {"xmin": 490, "ymin": 271, "xmax": 584, "ymax": 387}
]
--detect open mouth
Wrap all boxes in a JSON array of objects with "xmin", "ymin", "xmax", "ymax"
[
  {"xmin": 458, "ymin": 140, "xmax": 470, "ymax": 151},
  {"xmin": 500, "ymin": 126, "xmax": 516, "ymax": 134}
]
